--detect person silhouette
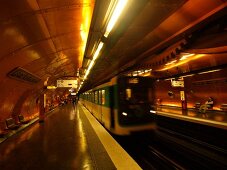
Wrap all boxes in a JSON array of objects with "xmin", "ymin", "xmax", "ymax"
[{"xmin": 199, "ymin": 97, "xmax": 213, "ymax": 113}]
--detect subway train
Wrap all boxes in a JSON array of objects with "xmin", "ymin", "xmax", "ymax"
[{"xmin": 80, "ymin": 75, "xmax": 156, "ymax": 135}]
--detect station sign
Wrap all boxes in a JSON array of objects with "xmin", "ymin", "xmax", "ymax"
[
  {"xmin": 57, "ymin": 80, "xmax": 78, "ymax": 88},
  {"xmin": 128, "ymin": 78, "xmax": 139, "ymax": 84},
  {"xmin": 171, "ymin": 80, "xmax": 184, "ymax": 87}
]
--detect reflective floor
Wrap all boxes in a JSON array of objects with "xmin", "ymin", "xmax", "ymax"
[{"xmin": 0, "ymin": 104, "xmax": 115, "ymax": 170}]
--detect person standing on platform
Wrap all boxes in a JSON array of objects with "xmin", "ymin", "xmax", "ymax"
[{"xmin": 72, "ymin": 98, "xmax": 76, "ymax": 106}]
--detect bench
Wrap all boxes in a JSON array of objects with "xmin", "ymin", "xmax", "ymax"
[
  {"xmin": 194, "ymin": 102, "xmax": 201, "ymax": 109},
  {"xmin": 5, "ymin": 118, "xmax": 20, "ymax": 130},
  {"xmin": 18, "ymin": 115, "xmax": 30, "ymax": 124},
  {"xmin": 220, "ymin": 104, "xmax": 227, "ymax": 111}
]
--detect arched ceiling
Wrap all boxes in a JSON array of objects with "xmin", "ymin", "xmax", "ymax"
[
  {"xmin": 0, "ymin": 0, "xmax": 226, "ymax": 95},
  {"xmin": 0, "ymin": 0, "xmax": 95, "ymax": 91}
]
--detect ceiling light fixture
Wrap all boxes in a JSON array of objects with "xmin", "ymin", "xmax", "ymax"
[
  {"xmin": 104, "ymin": 0, "xmax": 128, "ymax": 37},
  {"xmin": 179, "ymin": 53, "xmax": 195, "ymax": 61},
  {"xmin": 165, "ymin": 60, "xmax": 177, "ymax": 66},
  {"xmin": 83, "ymin": 42, "xmax": 104, "ymax": 80},
  {"xmin": 198, "ymin": 69, "xmax": 221, "ymax": 75},
  {"xmin": 181, "ymin": 74, "xmax": 195, "ymax": 78}
]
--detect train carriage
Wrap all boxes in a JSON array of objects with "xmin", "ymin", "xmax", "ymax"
[{"xmin": 80, "ymin": 76, "xmax": 156, "ymax": 135}]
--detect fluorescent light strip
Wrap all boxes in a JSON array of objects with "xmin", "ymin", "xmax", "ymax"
[
  {"xmin": 181, "ymin": 74, "xmax": 194, "ymax": 78},
  {"xmin": 104, "ymin": 0, "xmax": 128, "ymax": 37},
  {"xmin": 179, "ymin": 53, "xmax": 195, "ymax": 61},
  {"xmin": 198, "ymin": 69, "xmax": 221, "ymax": 75},
  {"xmin": 165, "ymin": 60, "xmax": 177, "ymax": 66},
  {"xmin": 93, "ymin": 42, "xmax": 104, "ymax": 60},
  {"xmin": 164, "ymin": 78, "xmax": 173, "ymax": 81},
  {"xmin": 83, "ymin": 42, "xmax": 104, "ymax": 81}
]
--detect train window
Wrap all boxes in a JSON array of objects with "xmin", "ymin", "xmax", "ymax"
[
  {"xmin": 89, "ymin": 93, "xmax": 91, "ymax": 101},
  {"xmin": 101, "ymin": 90, "xmax": 105, "ymax": 105},
  {"xmin": 99, "ymin": 90, "xmax": 102, "ymax": 104},
  {"xmin": 95, "ymin": 91, "xmax": 98, "ymax": 104},
  {"xmin": 91, "ymin": 92, "xmax": 93, "ymax": 102}
]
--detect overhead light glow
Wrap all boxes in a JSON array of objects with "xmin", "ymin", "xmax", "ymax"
[
  {"xmin": 47, "ymin": 86, "xmax": 57, "ymax": 89},
  {"xmin": 104, "ymin": 0, "xmax": 128, "ymax": 37},
  {"xmin": 93, "ymin": 42, "xmax": 104, "ymax": 60},
  {"xmin": 198, "ymin": 69, "xmax": 221, "ymax": 75},
  {"xmin": 165, "ymin": 60, "xmax": 177, "ymax": 66},
  {"xmin": 83, "ymin": 42, "xmax": 104, "ymax": 80},
  {"xmin": 150, "ymin": 110, "xmax": 156, "ymax": 114},
  {"xmin": 79, "ymin": 0, "xmax": 94, "ymax": 64},
  {"xmin": 181, "ymin": 74, "xmax": 195, "ymax": 78},
  {"xmin": 69, "ymin": 88, "xmax": 74, "ymax": 92},
  {"xmin": 179, "ymin": 53, "xmax": 195, "ymax": 61},
  {"xmin": 160, "ymin": 54, "xmax": 205, "ymax": 71},
  {"xmin": 164, "ymin": 78, "xmax": 173, "ymax": 81},
  {"xmin": 122, "ymin": 112, "xmax": 128, "ymax": 116}
]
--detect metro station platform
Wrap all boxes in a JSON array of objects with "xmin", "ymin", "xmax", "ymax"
[
  {"xmin": 0, "ymin": 103, "xmax": 141, "ymax": 170},
  {"xmin": 156, "ymin": 105, "xmax": 227, "ymax": 130}
]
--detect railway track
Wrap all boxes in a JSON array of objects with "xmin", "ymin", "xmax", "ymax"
[{"xmin": 114, "ymin": 127, "xmax": 227, "ymax": 169}]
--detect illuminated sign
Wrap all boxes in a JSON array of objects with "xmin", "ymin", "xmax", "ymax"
[
  {"xmin": 180, "ymin": 91, "xmax": 185, "ymax": 101},
  {"xmin": 57, "ymin": 80, "xmax": 78, "ymax": 88},
  {"xmin": 128, "ymin": 78, "xmax": 139, "ymax": 84},
  {"xmin": 171, "ymin": 80, "xmax": 184, "ymax": 87}
]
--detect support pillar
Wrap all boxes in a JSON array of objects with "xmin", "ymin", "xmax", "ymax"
[{"xmin": 39, "ymin": 93, "xmax": 46, "ymax": 122}]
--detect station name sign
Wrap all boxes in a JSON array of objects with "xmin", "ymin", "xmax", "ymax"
[
  {"xmin": 57, "ymin": 80, "xmax": 78, "ymax": 88},
  {"xmin": 171, "ymin": 80, "xmax": 184, "ymax": 87}
]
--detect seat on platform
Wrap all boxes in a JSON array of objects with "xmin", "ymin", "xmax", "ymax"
[
  {"xmin": 5, "ymin": 118, "xmax": 20, "ymax": 130},
  {"xmin": 194, "ymin": 102, "xmax": 201, "ymax": 109},
  {"xmin": 18, "ymin": 115, "xmax": 30, "ymax": 124}
]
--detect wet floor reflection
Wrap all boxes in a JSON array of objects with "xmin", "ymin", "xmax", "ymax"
[{"xmin": 0, "ymin": 105, "xmax": 95, "ymax": 170}]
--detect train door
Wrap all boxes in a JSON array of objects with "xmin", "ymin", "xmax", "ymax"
[
  {"xmin": 109, "ymin": 86, "xmax": 115, "ymax": 128},
  {"xmin": 98, "ymin": 90, "xmax": 102, "ymax": 122},
  {"xmin": 100, "ymin": 89, "xmax": 105, "ymax": 124}
]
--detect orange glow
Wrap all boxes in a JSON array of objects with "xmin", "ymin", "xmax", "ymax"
[
  {"xmin": 213, "ymin": 107, "xmax": 221, "ymax": 110},
  {"xmin": 4, "ymin": 27, "xmax": 27, "ymax": 44},
  {"xmin": 161, "ymin": 103, "xmax": 181, "ymax": 107},
  {"xmin": 160, "ymin": 54, "xmax": 205, "ymax": 71},
  {"xmin": 187, "ymin": 112, "xmax": 197, "ymax": 117},
  {"xmin": 214, "ymin": 116, "xmax": 224, "ymax": 122},
  {"xmin": 79, "ymin": 0, "xmax": 95, "ymax": 66}
]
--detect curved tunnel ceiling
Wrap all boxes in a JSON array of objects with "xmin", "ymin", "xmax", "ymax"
[
  {"xmin": 0, "ymin": 0, "xmax": 226, "ymax": 95},
  {"xmin": 0, "ymin": 0, "xmax": 95, "ymax": 91}
]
